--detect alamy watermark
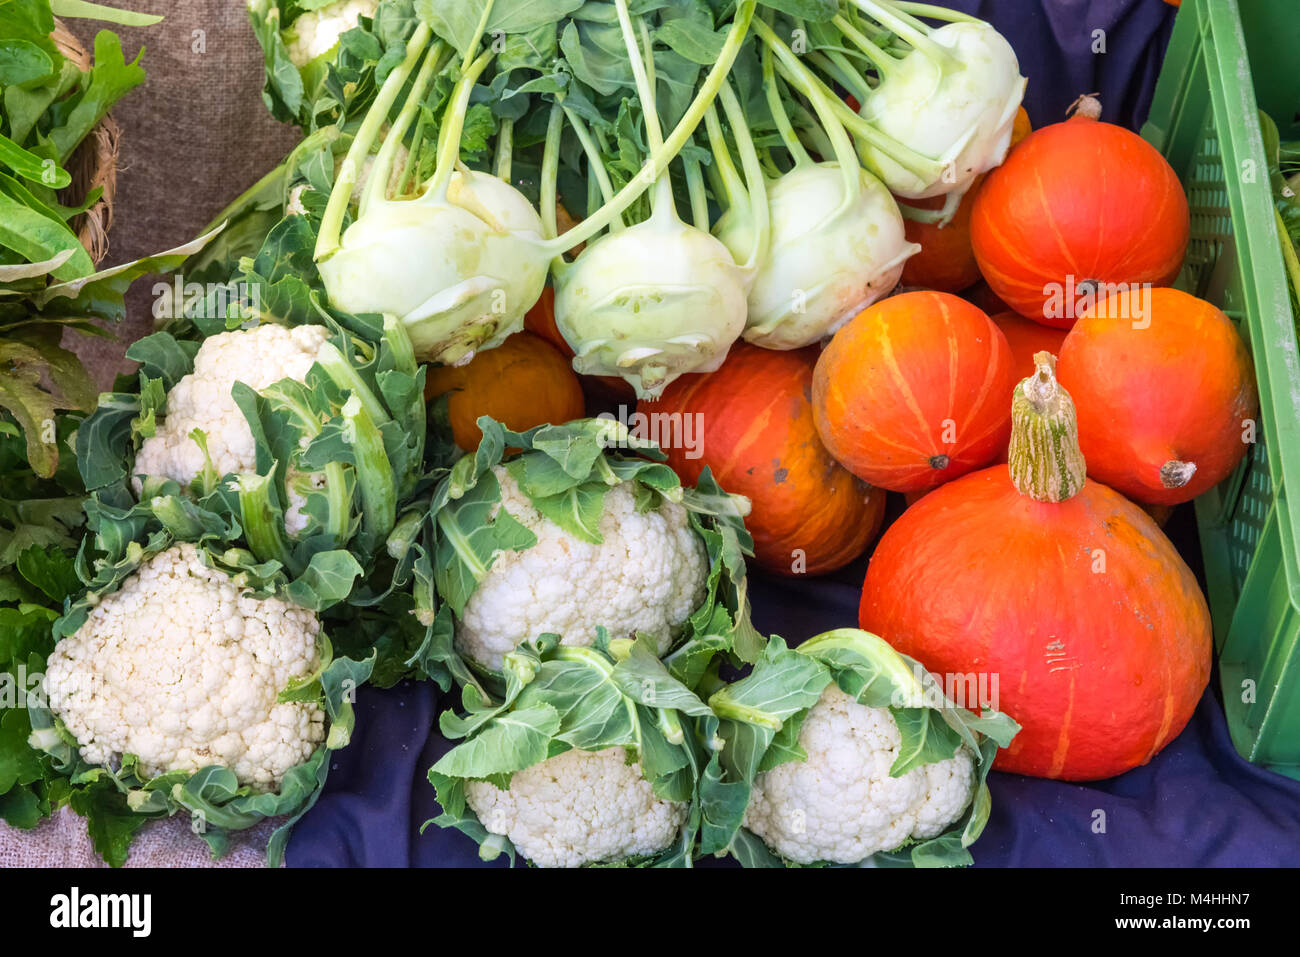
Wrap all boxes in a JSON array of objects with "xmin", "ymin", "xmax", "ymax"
[
  {"xmin": 1042, "ymin": 277, "xmax": 1152, "ymax": 327},
  {"xmin": 597, "ymin": 406, "xmax": 703, "ymax": 459},
  {"xmin": 890, "ymin": 663, "xmax": 1000, "ymax": 713},
  {"xmin": 151, "ymin": 274, "xmax": 262, "ymax": 324}
]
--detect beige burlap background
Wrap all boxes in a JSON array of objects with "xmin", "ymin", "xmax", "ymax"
[{"xmin": 0, "ymin": 0, "xmax": 305, "ymax": 868}]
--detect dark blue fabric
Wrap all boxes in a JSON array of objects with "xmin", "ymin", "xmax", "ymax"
[
  {"xmin": 945, "ymin": 0, "xmax": 1177, "ymax": 130},
  {"xmin": 284, "ymin": 0, "xmax": 1300, "ymax": 868}
]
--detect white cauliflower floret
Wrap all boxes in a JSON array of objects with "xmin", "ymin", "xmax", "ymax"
[
  {"xmin": 133, "ymin": 323, "xmax": 331, "ymax": 535},
  {"xmin": 284, "ymin": 0, "xmax": 378, "ymax": 67},
  {"xmin": 743, "ymin": 685, "xmax": 975, "ymax": 864},
  {"xmin": 43, "ymin": 544, "xmax": 325, "ymax": 790},
  {"xmin": 455, "ymin": 467, "xmax": 709, "ymax": 671},
  {"xmin": 465, "ymin": 746, "xmax": 687, "ymax": 867}
]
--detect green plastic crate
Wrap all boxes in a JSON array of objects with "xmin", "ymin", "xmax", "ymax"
[{"xmin": 1141, "ymin": 0, "xmax": 1300, "ymax": 778}]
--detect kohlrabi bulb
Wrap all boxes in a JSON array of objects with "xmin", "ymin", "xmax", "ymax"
[
  {"xmin": 554, "ymin": 209, "xmax": 747, "ymax": 399},
  {"xmin": 318, "ymin": 168, "xmax": 550, "ymax": 366},
  {"xmin": 716, "ymin": 163, "xmax": 919, "ymax": 350},
  {"xmin": 858, "ymin": 21, "xmax": 1026, "ymax": 200}
]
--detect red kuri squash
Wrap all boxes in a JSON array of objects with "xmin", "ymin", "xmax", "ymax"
[
  {"xmin": 812, "ymin": 291, "xmax": 1016, "ymax": 492},
  {"xmin": 970, "ymin": 97, "xmax": 1189, "ymax": 327},
  {"xmin": 1056, "ymin": 287, "xmax": 1258, "ymax": 505},
  {"xmin": 649, "ymin": 343, "xmax": 886, "ymax": 576},
  {"xmin": 860, "ymin": 353, "xmax": 1211, "ymax": 780}
]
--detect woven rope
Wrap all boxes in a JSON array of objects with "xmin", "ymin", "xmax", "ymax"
[{"xmin": 51, "ymin": 20, "xmax": 119, "ymax": 266}]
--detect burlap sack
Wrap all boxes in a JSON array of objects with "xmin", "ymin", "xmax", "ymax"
[{"xmin": 0, "ymin": 0, "xmax": 304, "ymax": 869}]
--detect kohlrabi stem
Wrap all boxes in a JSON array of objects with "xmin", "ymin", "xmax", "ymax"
[
  {"xmin": 682, "ymin": 153, "xmax": 710, "ymax": 230},
  {"xmin": 494, "ymin": 117, "xmax": 513, "ymax": 182},
  {"xmin": 762, "ymin": 44, "xmax": 811, "ymax": 166},
  {"xmin": 361, "ymin": 39, "xmax": 446, "ymax": 216},
  {"xmin": 789, "ymin": 99, "xmax": 836, "ymax": 161},
  {"xmin": 315, "ymin": 21, "xmax": 433, "ymax": 261},
  {"xmin": 564, "ymin": 106, "xmax": 617, "ymax": 207},
  {"xmin": 427, "ymin": 49, "xmax": 495, "ymax": 202},
  {"xmin": 614, "ymin": 5, "xmax": 677, "ymax": 216},
  {"xmin": 541, "ymin": 0, "xmax": 756, "ymax": 254},
  {"xmin": 704, "ymin": 102, "xmax": 746, "ymax": 207},
  {"xmin": 783, "ymin": 41, "xmax": 949, "ymax": 183},
  {"xmin": 540, "ymin": 100, "xmax": 563, "ymax": 243},
  {"xmin": 396, "ymin": 111, "xmax": 426, "ymax": 195},
  {"xmin": 614, "ymin": 0, "xmax": 664, "ymax": 155},
  {"xmin": 891, "ymin": 1, "xmax": 982, "ymax": 24},
  {"xmin": 755, "ymin": 18, "xmax": 860, "ymax": 203},
  {"xmin": 831, "ymin": 13, "xmax": 897, "ymax": 79},
  {"xmin": 719, "ymin": 80, "xmax": 770, "ymax": 272},
  {"xmin": 460, "ymin": 0, "xmax": 497, "ymax": 71},
  {"xmin": 808, "ymin": 49, "xmax": 874, "ymax": 105},
  {"xmin": 851, "ymin": 0, "xmax": 957, "ymax": 71}
]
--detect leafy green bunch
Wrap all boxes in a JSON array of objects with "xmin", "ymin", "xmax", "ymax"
[
  {"xmin": 0, "ymin": 0, "xmax": 163, "ymax": 475},
  {"xmin": 0, "ymin": 415, "xmax": 87, "ymax": 835}
]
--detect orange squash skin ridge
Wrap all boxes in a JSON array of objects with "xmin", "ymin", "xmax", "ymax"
[
  {"xmin": 651, "ymin": 344, "xmax": 885, "ymax": 576},
  {"xmin": 812, "ymin": 292, "xmax": 1017, "ymax": 492},
  {"xmin": 860, "ymin": 467, "xmax": 1211, "ymax": 781}
]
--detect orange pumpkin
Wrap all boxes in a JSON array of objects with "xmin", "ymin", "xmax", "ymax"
[
  {"xmin": 650, "ymin": 344, "xmax": 886, "ymax": 576},
  {"xmin": 812, "ymin": 291, "xmax": 1016, "ymax": 492},
  {"xmin": 425, "ymin": 332, "xmax": 586, "ymax": 450},
  {"xmin": 898, "ymin": 108, "xmax": 1032, "ymax": 293},
  {"xmin": 1056, "ymin": 287, "xmax": 1258, "ymax": 505},
  {"xmin": 971, "ymin": 97, "xmax": 1189, "ymax": 326},
  {"xmin": 861, "ymin": 353, "xmax": 1211, "ymax": 780}
]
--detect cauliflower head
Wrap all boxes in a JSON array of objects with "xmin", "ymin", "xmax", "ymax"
[
  {"xmin": 43, "ymin": 544, "xmax": 326, "ymax": 791},
  {"xmin": 465, "ymin": 746, "xmax": 687, "ymax": 867},
  {"xmin": 133, "ymin": 323, "xmax": 330, "ymax": 534},
  {"xmin": 285, "ymin": 0, "xmax": 378, "ymax": 67},
  {"xmin": 454, "ymin": 467, "xmax": 709, "ymax": 671},
  {"xmin": 743, "ymin": 685, "xmax": 975, "ymax": 864}
]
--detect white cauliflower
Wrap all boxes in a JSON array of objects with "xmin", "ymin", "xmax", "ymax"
[
  {"xmin": 43, "ymin": 544, "xmax": 325, "ymax": 791},
  {"xmin": 465, "ymin": 746, "xmax": 687, "ymax": 867},
  {"xmin": 133, "ymin": 323, "xmax": 331, "ymax": 534},
  {"xmin": 743, "ymin": 685, "xmax": 975, "ymax": 864},
  {"xmin": 454, "ymin": 467, "xmax": 709, "ymax": 671},
  {"xmin": 284, "ymin": 0, "xmax": 378, "ymax": 67}
]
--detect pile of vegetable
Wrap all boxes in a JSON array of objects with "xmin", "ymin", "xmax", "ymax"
[{"xmin": 0, "ymin": 0, "xmax": 1260, "ymax": 869}]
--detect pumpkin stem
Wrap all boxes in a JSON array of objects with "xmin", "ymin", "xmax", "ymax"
[
  {"xmin": 1067, "ymin": 93, "xmax": 1102, "ymax": 121},
  {"xmin": 1008, "ymin": 352, "xmax": 1087, "ymax": 503}
]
